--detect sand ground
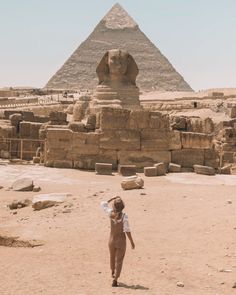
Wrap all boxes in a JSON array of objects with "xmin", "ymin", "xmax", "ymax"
[{"xmin": 0, "ymin": 165, "xmax": 236, "ymax": 295}]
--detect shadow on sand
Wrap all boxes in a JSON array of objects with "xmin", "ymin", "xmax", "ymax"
[{"xmin": 118, "ymin": 283, "xmax": 149, "ymax": 290}]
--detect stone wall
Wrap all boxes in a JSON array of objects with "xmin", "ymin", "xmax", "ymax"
[{"xmin": 45, "ymin": 108, "xmax": 217, "ymax": 170}]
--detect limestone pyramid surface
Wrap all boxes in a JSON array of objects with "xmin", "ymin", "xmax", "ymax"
[{"xmin": 45, "ymin": 3, "xmax": 192, "ymax": 92}]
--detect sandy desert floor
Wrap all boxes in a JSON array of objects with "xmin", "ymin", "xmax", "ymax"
[{"xmin": 1, "ymin": 165, "xmax": 236, "ymax": 295}]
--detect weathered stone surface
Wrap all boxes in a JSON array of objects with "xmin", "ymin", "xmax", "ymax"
[
  {"xmin": 193, "ymin": 164, "xmax": 215, "ymax": 175},
  {"xmin": 9, "ymin": 113, "xmax": 23, "ymax": 128},
  {"xmin": 32, "ymin": 193, "xmax": 69, "ymax": 210},
  {"xmin": 33, "ymin": 156, "xmax": 40, "ymax": 164},
  {"xmin": 18, "ymin": 122, "xmax": 30, "ymax": 138},
  {"xmin": 99, "ymin": 108, "xmax": 130, "ymax": 130},
  {"xmin": 129, "ymin": 110, "xmax": 150, "ymax": 129},
  {"xmin": 168, "ymin": 163, "xmax": 181, "ymax": 173},
  {"xmin": 74, "ymin": 150, "xmax": 118, "ymax": 170},
  {"xmin": 73, "ymin": 100, "xmax": 89, "ymax": 121},
  {"xmin": 220, "ymin": 165, "xmax": 231, "ymax": 175},
  {"xmin": 49, "ymin": 111, "xmax": 67, "ymax": 125},
  {"xmin": 68, "ymin": 122, "xmax": 86, "ymax": 133},
  {"xmin": 121, "ymin": 175, "xmax": 144, "ymax": 190},
  {"xmin": 154, "ymin": 162, "xmax": 166, "ymax": 176},
  {"xmin": 170, "ymin": 116, "xmax": 187, "ymax": 131},
  {"xmin": 204, "ymin": 149, "xmax": 219, "ymax": 168},
  {"xmin": 8, "ymin": 199, "xmax": 31, "ymax": 210},
  {"xmin": 54, "ymin": 160, "xmax": 73, "ymax": 169},
  {"xmin": 169, "ymin": 131, "xmax": 181, "ymax": 150},
  {"xmin": 144, "ymin": 167, "xmax": 157, "ymax": 177},
  {"xmin": 149, "ymin": 112, "xmax": 169, "ymax": 129},
  {"xmin": 47, "ymin": 128, "xmax": 73, "ymax": 149},
  {"xmin": 118, "ymin": 165, "xmax": 136, "ymax": 176},
  {"xmin": 12, "ymin": 178, "xmax": 34, "ymax": 191},
  {"xmin": 118, "ymin": 150, "xmax": 171, "ymax": 170},
  {"xmin": 100, "ymin": 129, "xmax": 140, "ymax": 150},
  {"xmin": 187, "ymin": 117, "xmax": 214, "ymax": 134},
  {"xmin": 72, "ymin": 132, "xmax": 100, "ymax": 155},
  {"xmin": 172, "ymin": 149, "xmax": 205, "ymax": 168},
  {"xmin": 181, "ymin": 132, "xmax": 213, "ymax": 149},
  {"xmin": 141, "ymin": 130, "xmax": 169, "ymax": 151},
  {"xmin": 95, "ymin": 163, "xmax": 113, "ymax": 175}
]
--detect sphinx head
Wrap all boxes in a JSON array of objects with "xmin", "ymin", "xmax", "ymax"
[{"xmin": 96, "ymin": 49, "xmax": 139, "ymax": 85}]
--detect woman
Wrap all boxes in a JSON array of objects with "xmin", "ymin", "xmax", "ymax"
[{"xmin": 101, "ymin": 196, "xmax": 135, "ymax": 287}]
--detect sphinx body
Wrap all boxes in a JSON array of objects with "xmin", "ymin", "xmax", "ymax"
[{"xmin": 90, "ymin": 49, "xmax": 141, "ymax": 111}]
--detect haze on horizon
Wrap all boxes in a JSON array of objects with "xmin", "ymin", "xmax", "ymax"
[{"xmin": 0, "ymin": 0, "xmax": 235, "ymax": 91}]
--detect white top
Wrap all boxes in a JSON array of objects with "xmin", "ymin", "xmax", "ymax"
[{"xmin": 100, "ymin": 201, "xmax": 131, "ymax": 233}]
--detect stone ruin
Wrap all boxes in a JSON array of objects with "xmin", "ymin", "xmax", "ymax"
[{"xmin": 0, "ymin": 48, "xmax": 236, "ymax": 175}]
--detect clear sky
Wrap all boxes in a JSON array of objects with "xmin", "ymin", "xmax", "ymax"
[{"xmin": 0, "ymin": 0, "xmax": 235, "ymax": 91}]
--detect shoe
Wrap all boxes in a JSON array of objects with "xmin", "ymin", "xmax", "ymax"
[{"xmin": 112, "ymin": 280, "xmax": 118, "ymax": 287}]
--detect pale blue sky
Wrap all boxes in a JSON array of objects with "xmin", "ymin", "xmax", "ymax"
[{"xmin": 0, "ymin": 0, "xmax": 235, "ymax": 90}]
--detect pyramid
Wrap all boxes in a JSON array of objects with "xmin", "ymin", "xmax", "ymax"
[{"xmin": 45, "ymin": 3, "xmax": 192, "ymax": 92}]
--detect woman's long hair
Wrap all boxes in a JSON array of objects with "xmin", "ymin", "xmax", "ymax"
[{"xmin": 110, "ymin": 197, "xmax": 125, "ymax": 222}]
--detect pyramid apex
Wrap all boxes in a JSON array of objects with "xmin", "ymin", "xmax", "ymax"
[{"xmin": 102, "ymin": 3, "xmax": 138, "ymax": 29}]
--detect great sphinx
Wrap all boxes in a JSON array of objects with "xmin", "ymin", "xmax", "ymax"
[{"xmin": 90, "ymin": 49, "xmax": 141, "ymax": 111}]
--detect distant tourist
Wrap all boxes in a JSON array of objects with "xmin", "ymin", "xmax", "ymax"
[{"xmin": 101, "ymin": 196, "xmax": 135, "ymax": 287}]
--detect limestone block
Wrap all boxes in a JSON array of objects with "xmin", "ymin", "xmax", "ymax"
[
  {"xmin": 32, "ymin": 193, "xmax": 68, "ymax": 211},
  {"xmin": 22, "ymin": 111, "xmax": 35, "ymax": 122},
  {"xmin": 149, "ymin": 111, "xmax": 169, "ymax": 129},
  {"xmin": 0, "ymin": 124, "xmax": 16, "ymax": 138},
  {"xmin": 228, "ymin": 107, "xmax": 236, "ymax": 119},
  {"xmin": 118, "ymin": 150, "xmax": 171, "ymax": 170},
  {"xmin": 169, "ymin": 131, "xmax": 181, "ymax": 150},
  {"xmin": 141, "ymin": 130, "xmax": 169, "ymax": 151},
  {"xmin": 99, "ymin": 107, "xmax": 130, "ymax": 130},
  {"xmin": 47, "ymin": 148, "xmax": 68, "ymax": 161},
  {"xmin": 170, "ymin": 116, "xmax": 187, "ymax": 131},
  {"xmin": 193, "ymin": 165, "xmax": 215, "ymax": 176},
  {"xmin": 129, "ymin": 110, "xmax": 150, "ymax": 129},
  {"xmin": 68, "ymin": 122, "xmax": 86, "ymax": 133},
  {"xmin": 72, "ymin": 132, "xmax": 100, "ymax": 155},
  {"xmin": 181, "ymin": 132, "xmax": 213, "ymax": 149},
  {"xmin": 220, "ymin": 165, "xmax": 232, "ymax": 174},
  {"xmin": 95, "ymin": 163, "xmax": 113, "ymax": 175},
  {"xmin": 12, "ymin": 178, "xmax": 34, "ymax": 191},
  {"xmin": 47, "ymin": 128, "xmax": 73, "ymax": 149},
  {"xmin": 9, "ymin": 113, "xmax": 23, "ymax": 128},
  {"xmin": 49, "ymin": 111, "xmax": 67, "ymax": 124},
  {"xmin": 187, "ymin": 117, "xmax": 214, "ymax": 134},
  {"xmin": 168, "ymin": 163, "xmax": 182, "ymax": 173},
  {"xmin": 171, "ymin": 149, "xmax": 204, "ymax": 168},
  {"xmin": 204, "ymin": 149, "xmax": 219, "ymax": 168},
  {"xmin": 222, "ymin": 152, "xmax": 234, "ymax": 163},
  {"xmin": 29, "ymin": 122, "xmax": 42, "ymax": 139},
  {"xmin": 154, "ymin": 162, "xmax": 166, "ymax": 176},
  {"xmin": 121, "ymin": 175, "xmax": 144, "ymax": 190},
  {"xmin": 118, "ymin": 165, "xmax": 136, "ymax": 176},
  {"xmin": 73, "ymin": 150, "xmax": 118, "ymax": 170},
  {"xmin": 33, "ymin": 156, "xmax": 40, "ymax": 164},
  {"xmin": 144, "ymin": 166, "xmax": 157, "ymax": 177},
  {"xmin": 53, "ymin": 160, "xmax": 73, "ymax": 169},
  {"xmin": 100, "ymin": 129, "xmax": 140, "ymax": 151},
  {"xmin": 19, "ymin": 122, "xmax": 31, "ymax": 138},
  {"xmin": 222, "ymin": 128, "xmax": 236, "ymax": 143},
  {"xmin": 222, "ymin": 143, "xmax": 236, "ymax": 152}
]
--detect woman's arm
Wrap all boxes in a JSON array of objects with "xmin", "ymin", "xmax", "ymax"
[{"xmin": 126, "ymin": 232, "xmax": 135, "ymax": 249}]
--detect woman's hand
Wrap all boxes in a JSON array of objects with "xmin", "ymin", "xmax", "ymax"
[{"xmin": 131, "ymin": 242, "xmax": 135, "ymax": 249}]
